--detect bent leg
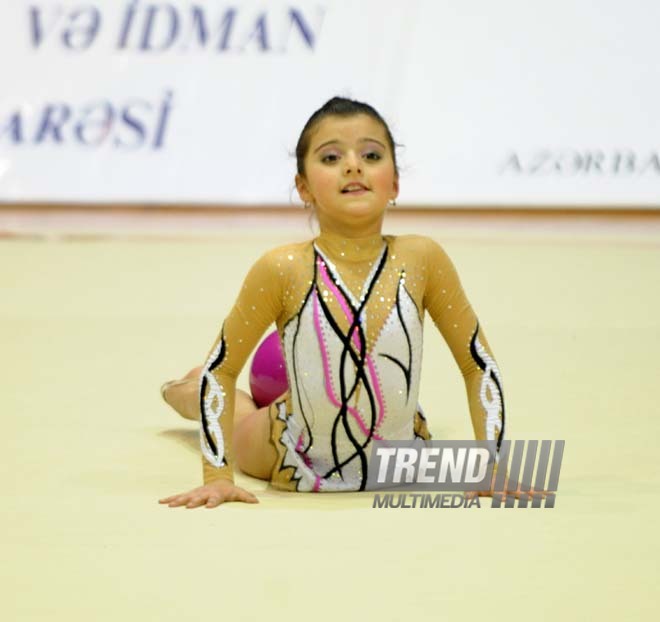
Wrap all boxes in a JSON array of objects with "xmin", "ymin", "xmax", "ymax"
[
  {"xmin": 233, "ymin": 402, "xmax": 277, "ymax": 480},
  {"xmin": 160, "ymin": 366, "xmax": 202, "ymax": 421},
  {"xmin": 161, "ymin": 367, "xmax": 276, "ymax": 480}
]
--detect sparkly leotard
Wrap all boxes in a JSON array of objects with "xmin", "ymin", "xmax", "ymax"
[{"xmin": 199, "ymin": 231, "xmax": 504, "ymax": 492}]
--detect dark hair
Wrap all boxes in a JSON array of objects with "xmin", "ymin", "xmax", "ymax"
[{"xmin": 295, "ymin": 96, "xmax": 398, "ymax": 177}]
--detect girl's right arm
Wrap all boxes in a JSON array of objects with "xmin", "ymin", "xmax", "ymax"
[{"xmin": 159, "ymin": 249, "xmax": 283, "ymax": 508}]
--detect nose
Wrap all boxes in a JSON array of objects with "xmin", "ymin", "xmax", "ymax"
[{"xmin": 344, "ymin": 151, "xmax": 362, "ymax": 175}]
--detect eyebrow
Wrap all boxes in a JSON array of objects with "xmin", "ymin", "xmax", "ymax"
[{"xmin": 313, "ymin": 138, "xmax": 386, "ymax": 153}]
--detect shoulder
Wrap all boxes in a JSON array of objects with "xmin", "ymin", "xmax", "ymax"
[
  {"xmin": 241, "ymin": 240, "xmax": 313, "ymax": 297},
  {"xmin": 387, "ymin": 235, "xmax": 460, "ymax": 287},
  {"xmin": 253, "ymin": 239, "xmax": 314, "ymax": 271},
  {"xmin": 386, "ymin": 234, "xmax": 448, "ymax": 259}
]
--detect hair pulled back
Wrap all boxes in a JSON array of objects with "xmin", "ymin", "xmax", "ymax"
[{"xmin": 295, "ymin": 96, "xmax": 398, "ymax": 178}]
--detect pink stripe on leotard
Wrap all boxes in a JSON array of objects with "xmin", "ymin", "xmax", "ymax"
[
  {"xmin": 317, "ymin": 258, "xmax": 386, "ymax": 428},
  {"xmin": 312, "ymin": 289, "xmax": 377, "ymax": 438},
  {"xmin": 314, "ymin": 297, "xmax": 380, "ymax": 440}
]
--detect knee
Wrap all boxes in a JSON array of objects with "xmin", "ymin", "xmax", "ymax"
[
  {"xmin": 233, "ymin": 408, "xmax": 275, "ymax": 480},
  {"xmin": 233, "ymin": 419, "xmax": 262, "ymax": 477},
  {"xmin": 235, "ymin": 389, "xmax": 257, "ymax": 417}
]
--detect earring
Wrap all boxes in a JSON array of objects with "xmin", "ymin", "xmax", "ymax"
[
  {"xmin": 388, "ymin": 199, "xmax": 397, "ymax": 207},
  {"xmin": 304, "ymin": 202, "xmax": 312, "ymax": 210}
]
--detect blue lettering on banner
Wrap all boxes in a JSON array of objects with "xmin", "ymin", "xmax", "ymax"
[
  {"xmin": 0, "ymin": 91, "xmax": 173, "ymax": 150},
  {"xmin": 119, "ymin": 2, "xmax": 324, "ymax": 52},
  {"xmin": 30, "ymin": 5, "xmax": 102, "ymax": 50},
  {"xmin": 28, "ymin": 2, "xmax": 324, "ymax": 53},
  {"xmin": 175, "ymin": 6, "xmax": 235, "ymax": 51}
]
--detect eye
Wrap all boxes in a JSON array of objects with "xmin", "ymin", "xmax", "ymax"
[
  {"xmin": 321, "ymin": 153, "xmax": 340, "ymax": 164},
  {"xmin": 364, "ymin": 151, "xmax": 382, "ymax": 161}
]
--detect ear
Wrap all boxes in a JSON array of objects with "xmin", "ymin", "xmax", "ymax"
[
  {"xmin": 391, "ymin": 175, "xmax": 399, "ymax": 201},
  {"xmin": 295, "ymin": 174, "xmax": 313, "ymax": 205}
]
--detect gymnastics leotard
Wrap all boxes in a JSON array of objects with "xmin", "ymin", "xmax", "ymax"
[{"xmin": 199, "ymin": 230, "xmax": 505, "ymax": 492}]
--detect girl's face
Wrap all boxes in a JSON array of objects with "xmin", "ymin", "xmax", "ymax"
[{"xmin": 296, "ymin": 114, "xmax": 399, "ymax": 236}]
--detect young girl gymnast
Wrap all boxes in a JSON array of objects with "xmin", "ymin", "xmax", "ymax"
[{"xmin": 159, "ymin": 96, "xmax": 520, "ymax": 509}]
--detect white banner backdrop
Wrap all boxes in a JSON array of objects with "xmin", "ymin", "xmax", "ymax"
[{"xmin": 0, "ymin": 0, "xmax": 659, "ymax": 206}]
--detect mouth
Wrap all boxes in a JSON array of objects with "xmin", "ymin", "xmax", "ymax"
[{"xmin": 341, "ymin": 183, "xmax": 370, "ymax": 194}]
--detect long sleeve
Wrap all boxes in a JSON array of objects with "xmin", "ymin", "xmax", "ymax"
[
  {"xmin": 199, "ymin": 250, "xmax": 283, "ymax": 484},
  {"xmin": 422, "ymin": 238, "xmax": 505, "ymax": 453}
]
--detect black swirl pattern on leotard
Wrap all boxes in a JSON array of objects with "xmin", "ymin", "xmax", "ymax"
[
  {"xmin": 312, "ymin": 246, "xmax": 389, "ymax": 490},
  {"xmin": 280, "ymin": 247, "xmax": 422, "ymax": 491},
  {"xmin": 469, "ymin": 323, "xmax": 506, "ymax": 452},
  {"xmin": 199, "ymin": 333, "xmax": 227, "ymax": 461},
  {"xmin": 287, "ymin": 260, "xmax": 319, "ymax": 455}
]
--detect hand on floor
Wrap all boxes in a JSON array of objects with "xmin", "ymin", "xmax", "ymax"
[
  {"xmin": 465, "ymin": 478, "xmax": 550, "ymax": 501},
  {"xmin": 159, "ymin": 479, "xmax": 259, "ymax": 509}
]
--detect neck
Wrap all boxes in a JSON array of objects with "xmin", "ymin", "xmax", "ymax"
[
  {"xmin": 315, "ymin": 229, "xmax": 386, "ymax": 263},
  {"xmin": 316, "ymin": 212, "xmax": 384, "ymax": 239}
]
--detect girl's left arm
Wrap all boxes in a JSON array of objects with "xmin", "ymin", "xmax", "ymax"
[{"xmin": 422, "ymin": 238, "xmax": 505, "ymax": 454}]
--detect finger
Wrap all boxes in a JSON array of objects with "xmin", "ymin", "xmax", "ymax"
[
  {"xmin": 241, "ymin": 490, "xmax": 259, "ymax": 503},
  {"xmin": 205, "ymin": 496, "xmax": 223, "ymax": 509},
  {"xmin": 168, "ymin": 496, "xmax": 190, "ymax": 507},
  {"xmin": 159, "ymin": 495, "xmax": 181, "ymax": 504},
  {"xmin": 186, "ymin": 496, "xmax": 208, "ymax": 509},
  {"xmin": 234, "ymin": 488, "xmax": 259, "ymax": 504},
  {"xmin": 468, "ymin": 490, "xmax": 491, "ymax": 499},
  {"xmin": 513, "ymin": 490, "xmax": 535, "ymax": 501},
  {"xmin": 242, "ymin": 490, "xmax": 259, "ymax": 503},
  {"xmin": 528, "ymin": 488, "xmax": 549, "ymax": 499},
  {"xmin": 167, "ymin": 493, "xmax": 195, "ymax": 507}
]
